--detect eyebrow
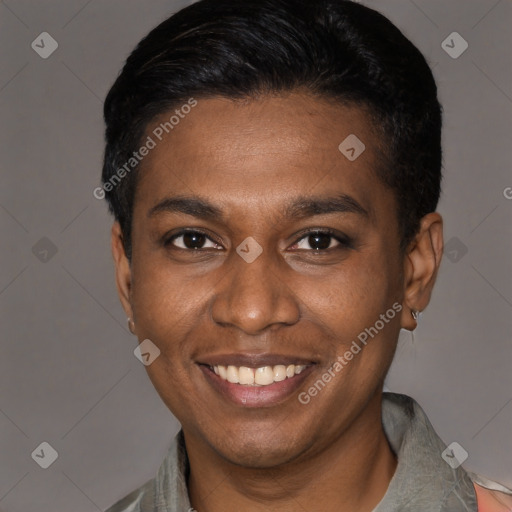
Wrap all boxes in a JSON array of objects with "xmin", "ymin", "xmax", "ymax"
[
  {"xmin": 148, "ymin": 197, "xmax": 223, "ymax": 221},
  {"xmin": 284, "ymin": 194, "xmax": 370, "ymax": 220},
  {"xmin": 147, "ymin": 194, "xmax": 370, "ymax": 222}
]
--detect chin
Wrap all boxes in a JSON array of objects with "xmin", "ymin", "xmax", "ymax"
[{"xmin": 211, "ymin": 428, "xmax": 309, "ymax": 469}]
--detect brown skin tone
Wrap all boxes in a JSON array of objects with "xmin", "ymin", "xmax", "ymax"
[{"xmin": 111, "ymin": 92, "xmax": 443, "ymax": 512}]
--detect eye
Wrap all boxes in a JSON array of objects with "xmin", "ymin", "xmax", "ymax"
[
  {"xmin": 290, "ymin": 230, "xmax": 350, "ymax": 251},
  {"xmin": 166, "ymin": 230, "xmax": 223, "ymax": 250}
]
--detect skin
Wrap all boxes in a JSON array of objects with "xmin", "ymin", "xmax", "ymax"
[{"xmin": 111, "ymin": 92, "xmax": 444, "ymax": 512}]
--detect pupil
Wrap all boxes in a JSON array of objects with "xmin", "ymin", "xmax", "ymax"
[
  {"xmin": 183, "ymin": 232, "xmax": 205, "ymax": 249},
  {"xmin": 309, "ymin": 233, "xmax": 331, "ymax": 250}
]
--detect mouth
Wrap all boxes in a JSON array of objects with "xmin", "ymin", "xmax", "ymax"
[{"xmin": 197, "ymin": 354, "xmax": 316, "ymax": 407}]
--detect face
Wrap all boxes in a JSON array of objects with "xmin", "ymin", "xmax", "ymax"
[{"xmin": 114, "ymin": 93, "xmax": 416, "ymax": 469}]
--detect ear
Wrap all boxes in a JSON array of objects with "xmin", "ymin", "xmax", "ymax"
[
  {"xmin": 400, "ymin": 213, "xmax": 444, "ymax": 331},
  {"xmin": 111, "ymin": 222, "xmax": 133, "ymax": 325}
]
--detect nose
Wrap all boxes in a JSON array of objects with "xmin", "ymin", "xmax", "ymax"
[{"xmin": 211, "ymin": 249, "xmax": 300, "ymax": 335}]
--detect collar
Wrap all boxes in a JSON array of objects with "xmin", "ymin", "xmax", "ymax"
[{"xmin": 374, "ymin": 393, "xmax": 477, "ymax": 511}]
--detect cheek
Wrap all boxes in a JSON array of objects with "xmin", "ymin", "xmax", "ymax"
[
  {"xmin": 129, "ymin": 260, "xmax": 206, "ymax": 414},
  {"xmin": 299, "ymin": 249, "xmax": 402, "ymax": 390},
  {"xmin": 144, "ymin": 359, "xmax": 206, "ymax": 430},
  {"xmin": 130, "ymin": 250, "xmax": 207, "ymax": 330},
  {"xmin": 302, "ymin": 253, "xmax": 397, "ymax": 330}
]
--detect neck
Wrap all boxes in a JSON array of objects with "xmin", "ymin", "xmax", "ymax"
[{"xmin": 186, "ymin": 393, "xmax": 396, "ymax": 512}]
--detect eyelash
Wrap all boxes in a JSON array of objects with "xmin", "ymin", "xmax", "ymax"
[{"xmin": 163, "ymin": 228, "xmax": 353, "ymax": 252}]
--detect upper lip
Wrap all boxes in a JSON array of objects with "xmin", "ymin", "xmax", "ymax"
[{"xmin": 197, "ymin": 353, "xmax": 317, "ymax": 368}]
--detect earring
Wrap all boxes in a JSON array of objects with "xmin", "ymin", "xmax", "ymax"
[
  {"xmin": 410, "ymin": 310, "xmax": 420, "ymax": 343},
  {"xmin": 127, "ymin": 317, "xmax": 136, "ymax": 334}
]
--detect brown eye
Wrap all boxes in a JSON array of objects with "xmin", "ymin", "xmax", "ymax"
[
  {"xmin": 182, "ymin": 232, "xmax": 206, "ymax": 249},
  {"xmin": 167, "ymin": 231, "xmax": 222, "ymax": 250},
  {"xmin": 293, "ymin": 231, "xmax": 341, "ymax": 251},
  {"xmin": 307, "ymin": 233, "xmax": 332, "ymax": 250}
]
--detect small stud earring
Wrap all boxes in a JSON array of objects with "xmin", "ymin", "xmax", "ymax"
[{"xmin": 127, "ymin": 317, "xmax": 136, "ymax": 334}]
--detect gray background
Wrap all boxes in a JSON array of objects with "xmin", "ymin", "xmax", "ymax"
[{"xmin": 0, "ymin": 0, "xmax": 511, "ymax": 510}]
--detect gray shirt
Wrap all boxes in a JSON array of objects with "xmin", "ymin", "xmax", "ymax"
[{"xmin": 106, "ymin": 393, "xmax": 478, "ymax": 512}]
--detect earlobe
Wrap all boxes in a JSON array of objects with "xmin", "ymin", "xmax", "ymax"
[
  {"xmin": 111, "ymin": 222, "xmax": 134, "ymax": 322},
  {"xmin": 400, "ymin": 213, "xmax": 444, "ymax": 331}
]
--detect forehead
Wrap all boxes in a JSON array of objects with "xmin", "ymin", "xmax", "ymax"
[{"xmin": 134, "ymin": 93, "xmax": 391, "ymax": 221}]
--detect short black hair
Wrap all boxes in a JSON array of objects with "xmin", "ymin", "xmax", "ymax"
[{"xmin": 102, "ymin": 0, "xmax": 442, "ymax": 259}]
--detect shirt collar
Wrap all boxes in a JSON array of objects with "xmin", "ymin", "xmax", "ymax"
[{"xmin": 374, "ymin": 393, "xmax": 477, "ymax": 511}]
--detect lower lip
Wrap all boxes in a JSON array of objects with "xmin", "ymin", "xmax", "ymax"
[{"xmin": 199, "ymin": 365, "xmax": 315, "ymax": 408}]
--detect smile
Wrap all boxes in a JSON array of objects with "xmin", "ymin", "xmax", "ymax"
[
  {"xmin": 199, "ymin": 357, "xmax": 315, "ymax": 407},
  {"xmin": 211, "ymin": 364, "xmax": 307, "ymax": 386}
]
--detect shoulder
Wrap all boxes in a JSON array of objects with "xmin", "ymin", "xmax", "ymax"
[
  {"xmin": 104, "ymin": 478, "xmax": 156, "ymax": 512},
  {"xmin": 471, "ymin": 473, "xmax": 512, "ymax": 512},
  {"xmin": 104, "ymin": 430, "xmax": 188, "ymax": 512}
]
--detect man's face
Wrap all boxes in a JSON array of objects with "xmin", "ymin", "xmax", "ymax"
[{"xmin": 124, "ymin": 93, "xmax": 405, "ymax": 467}]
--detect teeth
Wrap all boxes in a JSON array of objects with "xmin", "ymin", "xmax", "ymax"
[
  {"xmin": 226, "ymin": 365, "xmax": 239, "ymax": 384},
  {"xmin": 273, "ymin": 365, "xmax": 287, "ymax": 382},
  {"xmin": 255, "ymin": 366, "xmax": 274, "ymax": 385},
  {"xmin": 238, "ymin": 366, "xmax": 254, "ymax": 385},
  {"xmin": 211, "ymin": 363, "xmax": 308, "ymax": 386}
]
